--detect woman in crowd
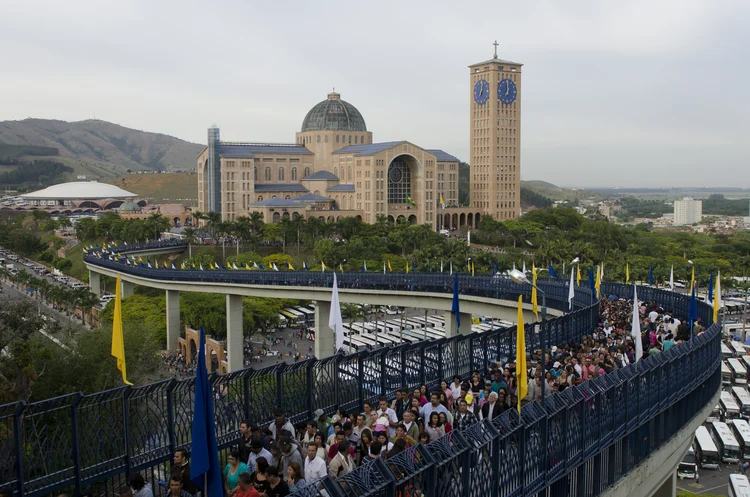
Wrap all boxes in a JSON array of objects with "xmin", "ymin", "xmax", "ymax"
[
  {"xmin": 285, "ymin": 462, "xmax": 305, "ymax": 492},
  {"xmin": 223, "ymin": 449, "xmax": 250, "ymax": 496},
  {"xmin": 424, "ymin": 412, "xmax": 445, "ymax": 442},
  {"xmin": 438, "ymin": 412, "xmax": 453, "ymax": 434}
]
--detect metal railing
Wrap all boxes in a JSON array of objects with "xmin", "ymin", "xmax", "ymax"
[{"xmin": 1, "ymin": 249, "xmax": 720, "ymax": 497}]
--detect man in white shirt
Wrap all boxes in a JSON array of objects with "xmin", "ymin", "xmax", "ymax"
[
  {"xmin": 304, "ymin": 442, "xmax": 327, "ymax": 482},
  {"xmin": 648, "ymin": 309, "xmax": 659, "ymax": 324},
  {"xmin": 247, "ymin": 439, "xmax": 274, "ymax": 473},
  {"xmin": 376, "ymin": 397, "xmax": 399, "ymax": 437}
]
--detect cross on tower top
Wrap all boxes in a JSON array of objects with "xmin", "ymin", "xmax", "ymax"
[{"xmin": 493, "ymin": 40, "xmax": 499, "ymax": 59}]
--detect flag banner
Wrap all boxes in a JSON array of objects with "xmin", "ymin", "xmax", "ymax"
[
  {"xmin": 111, "ymin": 275, "xmax": 133, "ymax": 385},
  {"xmin": 631, "ymin": 286, "xmax": 643, "ymax": 362},
  {"xmin": 548, "ymin": 264, "xmax": 559, "ymax": 279},
  {"xmin": 330, "ymin": 273, "xmax": 345, "ymax": 353},
  {"xmin": 568, "ymin": 267, "xmax": 575, "ymax": 311},
  {"xmin": 451, "ymin": 273, "xmax": 460, "ymax": 330},
  {"xmin": 516, "ymin": 295, "xmax": 527, "ymax": 412}
]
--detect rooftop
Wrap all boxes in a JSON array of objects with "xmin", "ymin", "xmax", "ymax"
[
  {"xmin": 253, "ymin": 184, "xmax": 309, "ymax": 193},
  {"xmin": 20, "ymin": 181, "xmax": 137, "ymax": 200},
  {"xmin": 301, "ymin": 170, "xmax": 339, "ymax": 181},
  {"xmin": 218, "ymin": 143, "xmax": 313, "ymax": 157},
  {"xmin": 334, "ymin": 141, "xmax": 406, "ymax": 156},
  {"xmin": 426, "ymin": 149, "xmax": 460, "ymax": 162},
  {"xmin": 301, "ymin": 92, "xmax": 367, "ymax": 133},
  {"xmin": 326, "ymin": 184, "xmax": 355, "ymax": 192}
]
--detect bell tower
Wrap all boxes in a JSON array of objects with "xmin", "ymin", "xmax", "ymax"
[{"xmin": 469, "ymin": 43, "xmax": 522, "ymax": 220}]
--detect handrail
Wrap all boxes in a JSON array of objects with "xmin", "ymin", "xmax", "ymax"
[{"xmin": 0, "ymin": 242, "xmax": 720, "ymax": 497}]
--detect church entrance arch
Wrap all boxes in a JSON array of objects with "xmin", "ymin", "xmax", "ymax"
[
  {"xmin": 387, "ymin": 154, "xmax": 419, "ymax": 206},
  {"xmin": 459, "ymin": 213, "xmax": 466, "ymax": 227},
  {"xmin": 467, "ymin": 213, "xmax": 473, "ymax": 228},
  {"xmin": 437, "ymin": 213, "xmax": 443, "ymax": 229},
  {"xmin": 282, "ymin": 212, "xmax": 290, "ymax": 220},
  {"xmin": 452, "ymin": 213, "xmax": 458, "ymax": 227},
  {"xmin": 408, "ymin": 215, "xmax": 417, "ymax": 224},
  {"xmin": 387, "ymin": 215, "xmax": 395, "ymax": 223},
  {"xmin": 272, "ymin": 212, "xmax": 281, "ymax": 223},
  {"xmin": 397, "ymin": 215, "xmax": 406, "ymax": 223},
  {"xmin": 475, "ymin": 213, "xmax": 481, "ymax": 229}
]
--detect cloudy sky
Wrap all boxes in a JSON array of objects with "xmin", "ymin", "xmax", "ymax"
[{"xmin": 2, "ymin": 0, "xmax": 748, "ymax": 187}]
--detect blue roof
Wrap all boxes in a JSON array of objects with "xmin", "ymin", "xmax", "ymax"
[
  {"xmin": 427, "ymin": 149, "xmax": 460, "ymax": 162},
  {"xmin": 327, "ymin": 184, "xmax": 355, "ymax": 192},
  {"xmin": 219, "ymin": 143, "xmax": 313, "ymax": 157},
  {"xmin": 301, "ymin": 170, "xmax": 338, "ymax": 181},
  {"xmin": 295, "ymin": 193, "xmax": 335, "ymax": 202},
  {"xmin": 254, "ymin": 184, "xmax": 308, "ymax": 192},
  {"xmin": 333, "ymin": 141, "xmax": 406, "ymax": 156},
  {"xmin": 248, "ymin": 198, "xmax": 302, "ymax": 207}
]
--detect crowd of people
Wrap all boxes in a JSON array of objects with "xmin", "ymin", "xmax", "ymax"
[{"xmin": 112, "ymin": 295, "xmax": 698, "ymax": 497}]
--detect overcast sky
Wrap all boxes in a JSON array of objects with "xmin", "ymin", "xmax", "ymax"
[{"xmin": 2, "ymin": 0, "xmax": 748, "ymax": 187}]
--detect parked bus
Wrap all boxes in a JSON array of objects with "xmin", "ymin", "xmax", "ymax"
[
  {"xmin": 706, "ymin": 404, "xmax": 723, "ymax": 423},
  {"xmin": 677, "ymin": 447, "xmax": 698, "ymax": 480},
  {"xmin": 724, "ymin": 361, "xmax": 736, "ymax": 386},
  {"xmin": 712, "ymin": 420, "xmax": 742, "ymax": 463},
  {"xmin": 282, "ymin": 308, "xmax": 305, "ymax": 325},
  {"xmin": 729, "ymin": 358, "xmax": 748, "ymax": 384},
  {"xmin": 731, "ymin": 341, "xmax": 747, "ymax": 357},
  {"xmin": 729, "ymin": 474, "xmax": 750, "ymax": 497},
  {"xmin": 732, "ymin": 419, "xmax": 750, "ymax": 460},
  {"xmin": 295, "ymin": 306, "xmax": 314, "ymax": 323},
  {"xmin": 694, "ymin": 425, "xmax": 721, "ymax": 469},
  {"xmin": 742, "ymin": 356, "xmax": 750, "ymax": 376},
  {"xmin": 723, "ymin": 343, "xmax": 735, "ymax": 359},
  {"xmin": 733, "ymin": 387, "xmax": 750, "ymax": 417},
  {"xmin": 722, "ymin": 391, "xmax": 743, "ymax": 422}
]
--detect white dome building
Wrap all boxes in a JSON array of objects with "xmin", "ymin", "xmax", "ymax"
[{"xmin": 18, "ymin": 181, "xmax": 140, "ymax": 212}]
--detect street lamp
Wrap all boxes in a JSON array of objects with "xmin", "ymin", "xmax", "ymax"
[{"xmin": 508, "ymin": 268, "xmax": 548, "ymax": 405}]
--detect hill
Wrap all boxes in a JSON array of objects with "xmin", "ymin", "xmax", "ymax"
[
  {"xmin": 112, "ymin": 172, "xmax": 198, "ymax": 204},
  {"xmin": 521, "ymin": 180, "xmax": 601, "ymax": 202},
  {"xmin": 0, "ymin": 119, "xmax": 204, "ymax": 180}
]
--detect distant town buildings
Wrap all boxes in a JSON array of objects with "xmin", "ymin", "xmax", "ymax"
[{"xmin": 673, "ymin": 197, "xmax": 702, "ymax": 226}]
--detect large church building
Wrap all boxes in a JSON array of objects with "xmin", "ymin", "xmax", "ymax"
[{"xmin": 197, "ymin": 50, "xmax": 521, "ymax": 230}]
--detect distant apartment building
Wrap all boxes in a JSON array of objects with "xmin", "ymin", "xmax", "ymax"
[{"xmin": 673, "ymin": 197, "xmax": 702, "ymax": 226}]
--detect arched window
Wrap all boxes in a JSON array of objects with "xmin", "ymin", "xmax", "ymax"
[
  {"xmin": 336, "ymin": 135, "xmax": 340, "ymax": 144},
  {"xmin": 348, "ymin": 167, "xmax": 352, "ymax": 180},
  {"xmin": 348, "ymin": 136, "xmax": 352, "ymax": 144},
  {"xmin": 304, "ymin": 167, "xmax": 310, "ymax": 177},
  {"xmin": 317, "ymin": 135, "xmax": 321, "ymax": 143},
  {"xmin": 285, "ymin": 195, "xmax": 291, "ymax": 199},
  {"xmin": 265, "ymin": 167, "xmax": 271, "ymax": 181},
  {"xmin": 362, "ymin": 135, "xmax": 365, "ymax": 144},
  {"xmin": 333, "ymin": 167, "xmax": 338, "ymax": 178},
  {"xmin": 291, "ymin": 167, "xmax": 297, "ymax": 180},
  {"xmin": 257, "ymin": 196, "xmax": 263, "ymax": 202},
  {"xmin": 355, "ymin": 136, "xmax": 358, "ymax": 144},
  {"xmin": 278, "ymin": 167, "xmax": 284, "ymax": 181},
  {"xmin": 254, "ymin": 167, "xmax": 258, "ymax": 181}
]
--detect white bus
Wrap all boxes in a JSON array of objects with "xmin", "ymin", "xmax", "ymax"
[
  {"xmin": 723, "ymin": 343, "xmax": 735, "ymax": 359},
  {"xmin": 712, "ymin": 420, "xmax": 742, "ymax": 463},
  {"xmin": 742, "ymin": 355, "xmax": 750, "ymax": 375},
  {"xmin": 722, "ymin": 391, "xmax": 743, "ymax": 422},
  {"xmin": 295, "ymin": 306, "xmax": 314, "ymax": 323},
  {"xmin": 733, "ymin": 387, "xmax": 750, "ymax": 418},
  {"xmin": 729, "ymin": 474, "xmax": 750, "ymax": 497},
  {"xmin": 731, "ymin": 341, "xmax": 747, "ymax": 357},
  {"xmin": 724, "ymin": 361, "xmax": 736, "ymax": 386},
  {"xmin": 732, "ymin": 419, "xmax": 750, "ymax": 460},
  {"xmin": 707, "ymin": 404, "xmax": 724, "ymax": 423},
  {"xmin": 729, "ymin": 358, "xmax": 749, "ymax": 384},
  {"xmin": 694, "ymin": 425, "xmax": 720, "ymax": 469},
  {"xmin": 677, "ymin": 447, "xmax": 698, "ymax": 479},
  {"xmin": 282, "ymin": 309, "xmax": 305, "ymax": 325}
]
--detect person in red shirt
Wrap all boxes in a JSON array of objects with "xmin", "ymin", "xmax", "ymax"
[{"xmin": 234, "ymin": 473, "xmax": 259, "ymax": 497}]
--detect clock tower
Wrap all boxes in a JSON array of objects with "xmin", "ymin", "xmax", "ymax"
[{"xmin": 469, "ymin": 43, "xmax": 522, "ymax": 220}]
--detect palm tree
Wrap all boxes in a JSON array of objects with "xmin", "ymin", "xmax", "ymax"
[
  {"xmin": 204, "ymin": 212, "xmax": 222, "ymax": 241},
  {"xmin": 249, "ymin": 212, "xmax": 264, "ymax": 233},
  {"xmin": 72, "ymin": 287, "xmax": 100, "ymax": 326},
  {"xmin": 183, "ymin": 227, "xmax": 198, "ymax": 258},
  {"xmin": 192, "ymin": 210, "xmax": 205, "ymax": 228}
]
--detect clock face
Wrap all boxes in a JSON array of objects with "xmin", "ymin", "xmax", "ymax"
[
  {"xmin": 473, "ymin": 79, "xmax": 490, "ymax": 105},
  {"xmin": 498, "ymin": 78, "xmax": 517, "ymax": 104}
]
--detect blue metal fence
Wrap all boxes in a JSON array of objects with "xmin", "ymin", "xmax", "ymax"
[{"xmin": 0, "ymin": 255, "xmax": 720, "ymax": 497}]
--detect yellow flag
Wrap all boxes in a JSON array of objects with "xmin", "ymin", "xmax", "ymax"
[
  {"xmin": 112, "ymin": 275, "xmax": 133, "ymax": 385},
  {"xmin": 245, "ymin": 263, "xmax": 251, "ymax": 270},
  {"xmin": 531, "ymin": 264, "xmax": 539, "ymax": 319},
  {"xmin": 405, "ymin": 261, "xmax": 409, "ymax": 274},
  {"xmin": 289, "ymin": 262, "xmax": 295, "ymax": 271},
  {"xmin": 516, "ymin": 295, "xmax": 527, "ymax": 412},
  {"xmin": 691, "ymin": 266, "xmax": 696, "ymax": 293},
  {"xmin": 576, "ymin": 265, "xmax": 581, "ymax": 286},
  {"xmin": 388, "ymin": 260, "xmax": 392, "ymax": 272},
  {"xmin": 439, "ymin": 194, "xmax": 445, "ymax": 207},
  {"xmin": 625, "ymin": 263, "xmax": 630, "ymax": 283},
  {"xmin": 322, "ymin": 261, "xmax": 326, "ymax": 271},
  {"xmin": 339, "ymin": 263, "xmax": 344, "ymax": 272},
  {"xmin": 595, "ymin": 265, "xmax": 601, "ymax": 298},
  {"xmin": 471, "ymin": 261, "xmax": 475, "ymax": 277}
]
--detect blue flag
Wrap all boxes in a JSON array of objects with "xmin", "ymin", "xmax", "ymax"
[
  {"xmin": 649, "ymin": 265, "xmax": 654, "ymax": 286},
  {"xmin": 708, "ymin": 270, "xmax": 714, "ymax": 302},
  {"xmin": 190, "ymin": 328, "xmax": 223, "ymax": 497},
  {"xmin": 588, "ymin": 267, "xmax": 596, "ymax": 298},
  {"xmin": 548, "ymin": 264, "xmax": 559, "ymax": 279},
  {"xmin": 259, "ymin": 263, "xmax": 265, "ymax": 270},
  {"xmin": 303, "ymin": 261, "xmax": 308, "ymax": 271},
  {"xmin": 451, "ymin": 273, "xmax": 460, "ymax": 330}
]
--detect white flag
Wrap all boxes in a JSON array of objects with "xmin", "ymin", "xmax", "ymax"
[
  {"xmin": 631, "ymin": 285, "xmax": 643, "ymax": 362},
  {"xmin": 522, "ymin": 261, "xmax": 526, "ymax": 275},
  {"xmin": 232, "ymin": 263, "xmax": 238, "ymax": 270},
  {"xmin": 272, "ymin": 263, "xmax": 279, "ymax": 271},
  {"xmin": 669, "ymin": 265, "xmax": 674, "ymax": 291},
  {"xmin": 383, "ymin": 262, "xmax": 386, "ymax": 274},
  {"xmin": 568, "ymin": 267, "xmax": 575, "ymax": 311},
  {"xmin": 440, "ymin": 260, "xmax": 444, "ymax": 273},
  {"xmin": 467, "ymin": 230, "xmax": 471, "ymax": 247},
  {"xmin": 329, "ymin": 273, "xmax": 345, "ymax": 353},
  {"xmin": 253, "ymin": 261, "xmax": 259, "ymax": 269},
  {"xmin": 450, "ymin": 261, "xmax": 453, "ymax": 275},
  {"xmin": 600, "ymin": 263, "xmax": 604, "ymax": 282},
  {"xmin": 364, "ymin": 261, "xmax": 367, "ymax": 272},
  {"xmin": 716, "ymin": 270, "xmax": 722, "ymax": 311}
]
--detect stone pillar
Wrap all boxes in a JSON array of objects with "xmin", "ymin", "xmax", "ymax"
[
  {"xmin": 89, "ymin": 270, "xmax": 101, "ymax": 296},
  {"xmin": 444, "ymin": 312, "xmax": 458, "ymax": 338},
  {"xmin": 459, "ymin": 312, "xmax": 473, "ymax": 335},
  {"xmin": 652, "ymin": 472, "xmax": 676, "ymax": 497},
  {"xmin": 314, "ymin": 300, "xmax": 335, "ymax": 359},
  {"xmin": 226, "ymin": 294, "xmax": 244, "ymax": 372},
  {"xmin": 166, "ymin": 290, "xmax": 180, "ymax": 352},
  {"xmin": 121, "ymin": 279, "xmax": 134, "ymax": 298}
]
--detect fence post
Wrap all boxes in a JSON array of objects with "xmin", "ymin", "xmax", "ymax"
[
  {"xmin": 13, "ymin": 402, "xmax": 26, "ymax": 497},
  {"xmin": 306, "ymin": 360, "xmax": 315, "ymax": 419},
  {"xmin": 123, "ymin": 387, "xmax": 134, "ymax": 478},
  {"xmin": 165, "ymin": 380, "xmax": 177, "ymax": 459},
  {"xmin": 243, "ymin": 369, "xmax": 252, "ymax": 421},
  {"xmin": 70, "ymin": 393, "xmax": 84, "ymax": 495}
]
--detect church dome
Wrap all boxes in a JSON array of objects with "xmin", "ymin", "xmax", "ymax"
[
  {"xmin": 119, "ymin": 201, "xmax": 141, "ymax": 211},
  {"xmin": 301, "ymin": 92, "xmax": 367, "ymax": 132}
]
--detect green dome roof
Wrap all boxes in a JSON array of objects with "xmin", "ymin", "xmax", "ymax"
[
  {"xmin": 119, "ymin": 201, "xmax": 141, "ymax": 211},
  {"xmin": 301, "ymin": 92, "xmax": 367, "ymax": 132}
]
